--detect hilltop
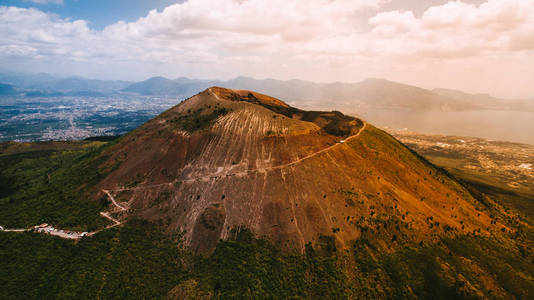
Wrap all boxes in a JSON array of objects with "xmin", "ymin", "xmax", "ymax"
[{"xmin": 93, "ymin": 87, "xmax": 505, "ymax": 253}]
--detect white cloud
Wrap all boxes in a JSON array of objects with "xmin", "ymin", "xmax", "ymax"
[
  {"xmin": 369, "ymin": 0, "xmax": 534, "ymax": 57},
  {"xmin": 0, "ymin": 44, "xmax": 38, "ymax": 57},
  {"xmin": 1, "ymin": 0, "xmax": 534, "ymax": 98},
  {"xmin": 0, "ymin": 6, "xmax": 95, "ymax": 62},
  {"xmin": 102, "ymin": 0, "xmax": 383, "ymax": 46}
]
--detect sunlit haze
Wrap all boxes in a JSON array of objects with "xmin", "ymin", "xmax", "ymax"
[{"xmin": 1, "ymin": 0, "xmax": 533, "ymax": 98}]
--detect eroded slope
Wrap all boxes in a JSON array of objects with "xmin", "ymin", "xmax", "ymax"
[{"xmin": 96, "ymin": 87, "xmax": 502, "ymax": 253}]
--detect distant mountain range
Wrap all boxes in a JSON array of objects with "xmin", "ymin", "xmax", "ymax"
[
  {"xmin": 0, "ymin": 83, "xmax": 16, "ymax": 96},
  {"xmin": 432, "ymin": 88, "xmax": 534, "ymax": 112},
  {"xmin": 122, "ymin": 75, "xmax": 534, "ymax": 112},
  {"xmin": 122, "ymin": 76, "xmax": 219, "ymax": 97},
  {"xmin": 1, "ymin": 71, "xmax": 533, "ymax": 112},
  {"xmin": 0, "ymin": 72, "xmax": 131, "ymax": 97}
]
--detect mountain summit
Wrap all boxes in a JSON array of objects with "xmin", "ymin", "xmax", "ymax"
[{"xmin": 96, "ymin": 87, "xmax": 499, "ymax": 253}]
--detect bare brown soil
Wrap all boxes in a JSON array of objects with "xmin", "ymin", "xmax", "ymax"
[{"xmin": 93, "ymin": 88, "xmax": 502, "ymax": 253}]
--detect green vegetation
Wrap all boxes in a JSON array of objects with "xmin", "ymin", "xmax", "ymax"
[
  {"xmin": 0, "ymin": 225, "xmax": 350, "ymax": 299},
  {"xmin": 194, "ymin": 229, "xmax": 341, "ymax": 298},
  {"xmin": 0, "ymin": 220, "xmax": 187, "ymax": 299},
  {"xmin": 0, "ymin": 142, "xmax": 119, "ymax": 231},
  {"xmin": 353, "ymin": 235, "xmax": 534, "ymax": 299},
  {"xmin": 2, "ymin": 222, "xmax": 533, "ymax": 299},
  {"xmin": 168, "ymin": 107, "xmax": 228, "ymax": 133}
]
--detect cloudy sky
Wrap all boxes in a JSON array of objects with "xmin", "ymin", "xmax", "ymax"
[{"xmin": 1, "ymin": 0, "xmax": 533, "ymax": 98}]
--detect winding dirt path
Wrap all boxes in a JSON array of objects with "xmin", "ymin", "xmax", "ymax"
[
  {"xmin": 0, "ymin": 189, "xmax": 127, "ymax": 240},
  {"xmin": 264, "ymin": 122, "xmax": 367, "ymax": 171},
  {"xmin": 102, "ymin": 189, "xmax": 126, "ymax": 211},
  {"xmin": 99, "ymin": 212, "xmax": 121, "ymax": 228},
  {"xmin": 108, "ymin": 122, "xmax": 367, "ymax": 192}
]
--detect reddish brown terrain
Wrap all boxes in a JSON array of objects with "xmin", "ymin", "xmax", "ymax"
[{"xmin": 94, "ymin": 87, "xmax": 503, "ymax": 253}]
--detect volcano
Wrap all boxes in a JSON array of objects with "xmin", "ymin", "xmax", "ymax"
[{"xmin": 96, "ymin": 87, "xmax": 500, "ymax": 253}]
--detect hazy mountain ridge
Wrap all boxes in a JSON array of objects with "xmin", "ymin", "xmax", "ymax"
[
  {"xmin": 2, "ymin": 71, "xmax": 532, "ymax": 112},
  {"xmin": 0, "ymin": 83, "xmax": 16, "ymax": 96},
  {"xmin": 0, "ymin": 72, "xmax": 132, "ymax": 96},
  {"xmin": 123, "ymin": 75, "xmax": 534, "ymax": 112},
  {"xmin": 433, "ymin": 88, "xmax": 534, "ymax": 111},
  {"xmin": 122, "ymin": 76, "xmax": 219, "ymax": 96}
]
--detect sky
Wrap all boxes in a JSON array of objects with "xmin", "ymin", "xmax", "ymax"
[{"xmin": 0, "ymin": 0, "xmax": 533, "ymax": 98}]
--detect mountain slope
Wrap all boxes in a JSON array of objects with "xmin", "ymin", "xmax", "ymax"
[{"xmin": 95, "ymin": 87, "xmax": 502, "ymax": 253}]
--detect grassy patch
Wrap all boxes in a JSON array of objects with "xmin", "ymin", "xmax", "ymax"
[{"xmin": 168, "ymin": 107, "xmax": 228, "ymax": 133}]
